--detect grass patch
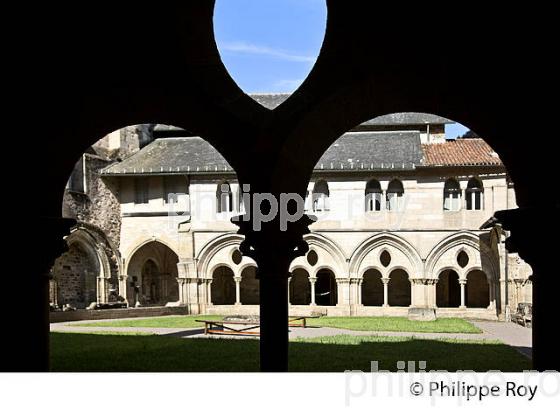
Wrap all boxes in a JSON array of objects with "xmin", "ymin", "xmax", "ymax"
[
  {"xmin": 73, "ymin": 315, "xmax": 480, "ymax": 334},
  {"xmin": 307, "ymin": 317, "xmax": 481, "ymax": 333},
  {"xmin": 50, "ymin": 332, "xmax": 529, "ymax": 372},
  {"xmin": 74, "ymin": 315, "xmax": 223, "ymax": 329}
]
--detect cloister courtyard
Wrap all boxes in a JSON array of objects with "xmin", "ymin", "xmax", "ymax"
[{"xmin": 50, "ymin": 315, "xmax": 531, "ymax": 372}]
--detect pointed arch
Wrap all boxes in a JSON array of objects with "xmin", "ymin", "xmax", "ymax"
[
  {"xmin": 126, "ymin": 237, "xmax": 179, "ymax": 264},
  {"xmin": 349, "ymin": 232, "xmax": 422, "ymax": 278},
  {"xmin": 196, "ymin": 233, "xmax": 256, "ymax": 278},
  {"xmin": 125, "ymin": 239, "xmax": 179, "ymax": 306},
  {"xmin": 425, "ymin": 231, "xmax": 497, "ymax": 281},
  {"xmin": 289, "ymin": 233, "xmax": 347, "ymax": 277}
]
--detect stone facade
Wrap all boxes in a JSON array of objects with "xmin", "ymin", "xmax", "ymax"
[
  {"xmin": 95, "ymin": 113, "xmax": 532, "ymax": 320},
  {"xmin": 55, "ymin": 110, "xmax": 533, "ymax": 320}
]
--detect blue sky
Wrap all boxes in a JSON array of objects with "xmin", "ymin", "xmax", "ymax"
[{"xmin": 214, "ymin": 0, "xmax": 468, "ymax": 138}]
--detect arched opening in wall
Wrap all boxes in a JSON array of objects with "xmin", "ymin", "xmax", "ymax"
[
  {"xmin": 312, "ymin": 180, "xmax": 330, "ymax": 212},
  {"xmin": 365, "ymin": 179, "xmax": 382, "ymax": 212},
  {"xmin": 386, "ymin": 179, "xmax": 404, "ymax": 211},
  {"xmin": 443, "ymin": 178, "xmax": 461, "ymax": 211},
  {"xmin": 126, "ymin": 241, "xmax": 179, "ymax": 307},
  {"xmin": 466, "ymin": 178, "xmax": 484, "ymax": 210},
  {"xmin": 436, "ymin": 270, "xmax": 461, "ymax": 307},
  {"xmin": 240, "ymin": 266, "xmax": 259, "ymax": 305},
  {"xmin": 211, "ymin": 266, "xmax": 236, "ymax": 305},
  {"xmin": 217, "ymin": 180, "xmax": 233, "ymax": 213},
  {"xmin": 290, "ymin": 269, "xmax": 311, "ymax": 305},
  {"xmin": 466, "ymin": 270, "xmax": 490, "ymax": 308},
  {"xmin": 388, "ymin": 269, "xmax": 411, "ymax": 307},
  {"xmin": 315, "ymin": 269, "xmax": 337, "ymax": 306},
  {"xmin": 362, "ymin": 269, "xmax": 383, "ymax": 306}
]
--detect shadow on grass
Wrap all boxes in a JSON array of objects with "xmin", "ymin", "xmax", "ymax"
[{"xmin": 50, "ymin": 333, "xmax": 531, "ymax": 372}]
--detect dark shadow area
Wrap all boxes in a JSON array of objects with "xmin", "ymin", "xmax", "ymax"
[{"xmin": 50, "ymin": 332, "xmax": 531, "ymax": 372}]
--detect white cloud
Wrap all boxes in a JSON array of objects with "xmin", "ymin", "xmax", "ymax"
[{"xmin": 219, "ymin": 41, "xmax": 316, "ymax": 63}]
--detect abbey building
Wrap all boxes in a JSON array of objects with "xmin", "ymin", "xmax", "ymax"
[{"xmin": 51, "ymin": 95, "xmax": 532, "ymax": 320}]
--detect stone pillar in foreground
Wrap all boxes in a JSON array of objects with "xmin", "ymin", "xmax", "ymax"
[{"xmin": 234, "ymin": 213, "xmax": 312, "ymax": 372}]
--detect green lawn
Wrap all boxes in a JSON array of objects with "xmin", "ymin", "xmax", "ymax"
[
  {"xmin": 74, "ymin": 315, "xmax": 480, "ymax": 334},
  {"xmin": 307, "ymin": 316, "xmax": 481, "ymax": 334},
  {"xmin": 75, "ymin": 315, "xmax": 223, "ymax": 329},
  {"xmin": 50, "ymin": 332, "xmax": 531, "ymax": 372}
]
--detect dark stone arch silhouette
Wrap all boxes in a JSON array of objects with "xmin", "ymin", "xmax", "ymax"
[{"xmin": 20, "ymin": 2, "xmax": 558, "ymax": 372}]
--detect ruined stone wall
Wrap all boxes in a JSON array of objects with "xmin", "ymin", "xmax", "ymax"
[
  {"xmin": 51, "ymin": 243, "xmax": 98, "ymax": 308},
  {"xmin": 62, "ymin": 154, "xmax": 121, "ymax": 248},
  {"xmin": 92, "ymin": 124, "xmax": 154, "ymax": 160}
]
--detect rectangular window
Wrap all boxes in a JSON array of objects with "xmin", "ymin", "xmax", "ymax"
[
  {"xmin": 444, "ymin": 192, "xmax": 461, "ymax": 211},
  {"xmin": 312, "ymin": 193, "xmax": 329, "ymax": 212},
  {"xmin": 387, "ymin": 193, "xmax": 400, "ymax": 211}
]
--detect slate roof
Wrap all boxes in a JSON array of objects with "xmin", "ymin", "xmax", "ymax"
[
  {"xmin": 362, "ymin": 112, "xmax": 453, "ymax": 126},
  {"xmin": 422, "ymin": 138, "xmax": 503, "ymax": 167},
  {"xmin": 102, "ymin": 131, "xmax": 426, "ymax": 175},
  {"xmin": 315, "ymin": 131, "xmax": 422, "ymax": 171},
  {"xmin": 101, "ymin": 137, "xmax": 233, "ymax": 175}
]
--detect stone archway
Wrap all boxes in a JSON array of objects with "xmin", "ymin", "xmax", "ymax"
[
  {"xmin": 211, "ymin": 266, "xmax": 236, "ymax": 305},
  {"xmin": 466, "ymin": 270, "xmax": 490, "ymax": 308},
  {"xmin": 388, "ymin": 269, "xmax": 411, "ymax": 307},
  {"xmin": 290, "ymin": 269, "xmax": 311, "ymax": 305},
  {"xmin": 362, "ymin": 269, "xmax": 383, "ymax": 306},
  {"xmin": 126, "ymin": 241, "xmax": 179, "ymax": 306},
  {"xmin": 315, "ymin": 269, "xmax": 337, "ymax": 306},
  {"xmin": 240, "ymin": 266, "xmax": 259, "ymax": 305},
  {"xmin": 436, "ymin": 270, "xmax": 461, "ymax": 308}
]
